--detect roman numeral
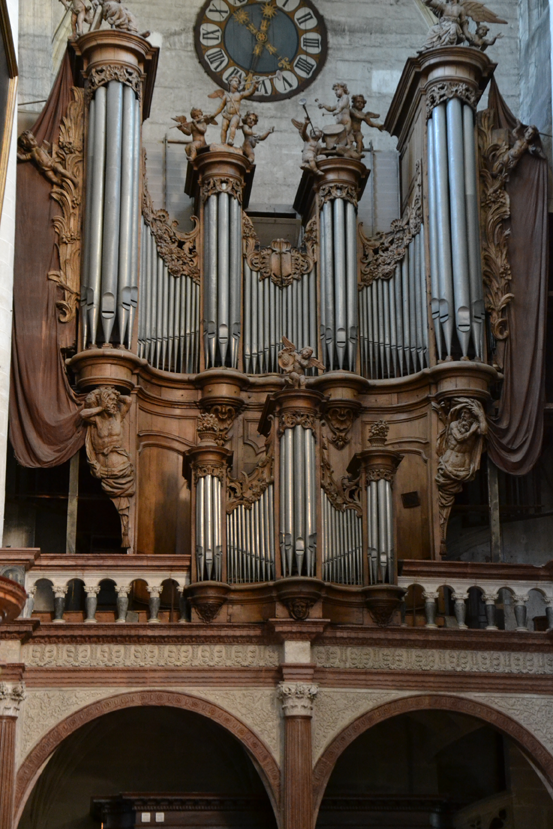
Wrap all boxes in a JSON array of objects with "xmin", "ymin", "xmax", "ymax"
[
  {"xmin": 294, "ymin": 55, "xmax": 316, "ymax": 77},
  {"xmin": 302, "ymin": 36, "xmax": 320, "ymax": 50},
  {"xmin": 206, "ymin": 48, "xmax": 228, "ymax": 70},
  {"xmin": 201, "ymin": 27, "xmax": 221, "ymax": 42},
  {"xmin": 296, "ymin": 10, "xmax": 316, "ymax": 26}
]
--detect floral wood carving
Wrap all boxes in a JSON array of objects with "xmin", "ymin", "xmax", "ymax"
[
  {"xmin": 17, "ymin": 88, "xmax": 84, "ymax": 323},
  {"xmin": 477, "ymin": 111, "xmax": 544, "ymax": 355},
  {"xmin": 243, "ymin": 214, "xmax": 317, "ymax": 287},
  {"xmin": 324, "ymin": 403, "xmax": 361, "ymax": 449},
  {"xmin": 433, "ymin": 397, "xmax": 487, "ymax": 554},
  {"xmin": 197, "ymin": 406, "xmax": 237, "ymax": 446},
  {"xmin": 321, "ymin": 437, "xmax": 362, "ymax": 514},
  {"xmin": 319, "ymin": 183, "xmax": 358, "ymax": 208},
  {"xmin": 278, "ymin": 410, "xmax": 317, "ymax": 438},
  {"xmin": 359, "ymin": 162, "xmax": 422, "ymax": 287},
  {"xmin": 201, "ymin": 176, "xmax": 243, "ymax": 204},
  {"xmin": 86, "ymin": 64, "xmax": 143, "ymax": 100},
  {"xmin": 426, "ymin": 81, "xmax": 477, "ymax": 117},
  {"xmin": 143, "ymin": 158, "xmax": 200, "ymax": 283},
  {"xmin": 227, "ymin": 438, "xmax": 274, "ymax": 512},
  {"xmin": 191, "ymin": 463, "xmax": 227, "ymax": 485}
]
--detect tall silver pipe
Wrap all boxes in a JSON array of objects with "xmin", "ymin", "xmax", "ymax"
[
  {"xmin": 323, "ymin": 201, "xmax": 335, "ymax": 369},
  {"xmin": 319, "ymin": 216, "xmax": 327, "ymax": 361},
  {"xmin": 229, "ymin": 196, "xmax": 241, "ymax": 368},
  {"xmin": 408, "ymin": 240, "xmax": 417, "ymax": 370},
  {"xmin": 258, "ymin": 273, "xmax": 265, "ymax": 373},
  {"xmin": 382, "ymin": 275, "xmax": 391, "ymax": 377},
  {"xmin": 401, "ymin": 254, "xmax": 410, "ymax": 374},
  {"xmin": 155, "ymin": 254, "xmax": 164, "ymax": 369},
  {"xmin": 128, "ymin": 98, "xmax": 141, "ymax": 350},
  {"xmin": 446, "ymin": 96, "xmax": 471, "ymax": 357},
  {"xmin": 251, "ymin": 266, "xmax": 258, "ymax": 372},
  {"xmin": 280, "ymin": 435, "xmax": 287, "ymax": 575},
  {"xmin": 196, "ymin": 476, "xmax": 205, "ymax": 579},
  {"xmin": 366, "ymin": 286, "xmax": 374, "ymax": 377},
  {"xmin": 385, "ymin": 479, "xmax": 393, "ymax": 583},
  {"xmin": 167, "ymin": 269, "xmax": 175, "ymax": 370},
  {"xmin": 162, "ymin": 264, "xmax": 170, "ymax": 369},
  {"xmin": 293, "ymin": 425, "xmax": 305, "ymax": 574},
  {"xmin": 81, "ymin": 96, "xmax": 95, "ymax": 349},
  {"xmin": 389, "ymin": 276, "xmax": 398, "ymax": 377},
  {"xmin": 137, "ymin": 220, "xmax": 145, "ymax": 357},
  {"xmin": 376, "ymin": 277, "xmax": 385, "ymax": 377},
  {"xmin": 217, "ymin": 192, "xmax": 230, "ymax": 365},
  {"xmin": 377, "ymin": 478, "xmax": 388, "ymax": 582},
  {"xmin": 433, "ymin": 104, "xmax": 454, "ymax": 356},
  {"xmin": 333, "ymin": 198, "xmax": 347, "ymax": 369},
  {"xmin": 305, "ymin": 428, "xmax": 316, "ymax": 576},
  {"xmin": 179, "ymin": 274, "xmax": 187, "ymax": 372},
  {"xmin": 346, "ymin": 200, "xmax": 357, "ymax": 370},
  {"xmin": 369, "ymin": 480, "xmax": 378, "ymax": 584},
  {"xmin": 394, "ymin": 266, "xmax": 403, "ymax": 376},
  {"xmin": 146, "ymin": 234, "xmax": 155, "ymax": 363},
  {"xmin": 463, "ymin": 103, "xmax": 484, "ymax": 358},
  {"xmin": 204, "ymin": 473, "xmax": 213, "ymax": 580},
  {"xmin": 117, "ymin": 85, "xmax": 136, "ymax": 345},
  {"xmin": 87, "ymin": 86, "xmax": 107, "ymax": 345},
  {"xmin": 214, "ymin": 476, "xmax": 222, "ymax": 580},
  {"xmin": 173, "ymin": 275, "xmax": 181, "ymax": 372},
  {"xmin": 426, "ymin": 116, "xmax": 442, "ymax": 359},
  {"xmin": 420, "ymin": 225, "xmax": 429, "ymax": 363},
  {"xmin": 204, "ymin": 195, "xmax": 218, "ymax": 367},
  {"xmin": 244, "ymin": 262, "xmax": 251, "ymax": 373},
  {"xmin": 414, "ymin": 233, "xmax": 423, "ymax": 370}
]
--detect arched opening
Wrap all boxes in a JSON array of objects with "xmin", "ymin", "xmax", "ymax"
[
  {"xmin": 315, "ymin": 705, "xmax": 553, "ymax": 828},
  {"xmin": 18, "ymin": 703, "xmax": 278, "ymax": 829}
]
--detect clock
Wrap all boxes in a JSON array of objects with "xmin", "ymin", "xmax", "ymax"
[{"xmin": 194, "ymin": 0, "xmax": 328, "ymax": 102}]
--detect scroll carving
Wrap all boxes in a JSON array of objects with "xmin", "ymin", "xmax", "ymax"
[
  {"xmin": 143, "ymin": 159, "xmax": 200, "ymax": 283},
  {"xmin": 324, "ymin": 403, "xmax": 360, "ymax": 449},
  {"xmin": 433, "ymin": 398, "xmax": 487, "ymax": 553},
  {"xmin": 17, "ymin": 87, "xmax": 85, "ymax": 323},
  {"xmin": 359, "ymin": 162, "xmax": 422, "ymax": 286},
  {"xmin": 243, "ymin": 215, "xmax": 317, "ymax": 287},
  {"xmin": 201, "ymin": 176, "xmax": 243, "ymax": 204},
  {"xmin": 425, "ymin": 81, "xmax": 477, "ymax": 117},
  {"xmin": 319, "ymin": 183, "xmax": 358, "ymax": 208},
  {"xmin": 197, "ymin": 406, "xmax": 237, "ymax": 446},
  {"xmin": 227, "ymin": 439, "xmax": 274, "ymax": 512},
  {"xmin": 321, "ymin": 438, "xmax": 362, "ymax": 514},
  {"xmin": 477, "ymin": 111, "xmax": 544, "ymax": 354},
  {"xmin": 87, "ymin": 64, "xmax": 143, "ymax": 100},
  {"xmin": 278, "ymin": 410, "xmax": 317, "ymax": 437},
  {"xmin": 80, "ymin": 386, "xmax": 135, "ymax": 549},
  {"xmin": 192, "ymin": 463, "xmax": 227, "ymax": 485}
]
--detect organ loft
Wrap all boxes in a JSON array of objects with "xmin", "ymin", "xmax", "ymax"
[{"xmin": 0, "ymin": 0, "xmax": 552, "ymax": 827}]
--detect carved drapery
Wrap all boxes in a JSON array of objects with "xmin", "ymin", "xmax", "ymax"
[
  {"xmin": 201, "ymin": 176, "xmax": 242, "ymax": 204},
  {"xmin": 318, "ymin": 183, "xmax": 358, "ymax": 208},
  {"xmin": 425, "ymin": 81, "xmax": 477, "ymax": 118},
  {"xmin": 227, "ymin": 440, "xmax": 274, "ymax": 512},
  {"xmin": 86, "ymin": 64, "xmax": 143, "ymax": 100},
  {"xmin": 359, "ymin": 162, "xmax": 422, "ymax": 286},
  {"xmin": 143, "ymin": 160, "xmax": 200, "ymax": 283},
  {"xmin": 243, "ymin": 214, "xmax": 317, "ymax": 288},
  {"xmin": 321, "ymin": 438, "xmax": 362, "ymax": 514}
]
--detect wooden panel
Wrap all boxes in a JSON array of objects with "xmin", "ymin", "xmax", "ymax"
[{"xmin": 137, "ymin": 447, "xmax": 189, "ymax": 556}]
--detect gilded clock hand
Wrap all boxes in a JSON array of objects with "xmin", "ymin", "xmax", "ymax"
[{"xmin": 232, "ymin": 2, "xmax": 284, "ymax": 73}]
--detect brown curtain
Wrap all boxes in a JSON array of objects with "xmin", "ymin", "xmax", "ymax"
[
  {"xmin": 485, "ymin": 80, "xmax": 549, "ymax": 476},
  {"xmin": 9, "ymin": 49, "xmax": 85, "ymax": 467}
]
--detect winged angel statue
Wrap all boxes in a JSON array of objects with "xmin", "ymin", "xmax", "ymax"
[
  {"xmin": 278, "ymin": 337, "xmax": 325, "ymax": 388},
  {"xmin": 419, "ymin": 0, "xmax": 507, "ymax": 52}
]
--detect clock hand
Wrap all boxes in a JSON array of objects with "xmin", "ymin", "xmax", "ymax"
[{"xmin": 233, "ymin": 3, "xmax": 283, "ymax": 73}]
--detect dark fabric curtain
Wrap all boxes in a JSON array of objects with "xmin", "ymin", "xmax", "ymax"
[
  {"xmin": 9, "ymin": 50, "xmax": 85, "ymax": 467},
  {"xmin": 484, "ymin": 80, "xmax": 549, "ymax": 476}
]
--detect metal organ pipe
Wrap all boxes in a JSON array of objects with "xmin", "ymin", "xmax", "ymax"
[
  {"xmin": 85, "ymin": 85, "xmax": 106, "ymax": 346},
  {"xmin": 279, "ymin": 425, "xmax": 316, "ymax": 578},
  {"xmin": 463, "ymin": 104, "xmax": 484, "ymax": 359},
  {"xmin": 227, "ymin": 485, "xmax": 275, "ymax": 584}
]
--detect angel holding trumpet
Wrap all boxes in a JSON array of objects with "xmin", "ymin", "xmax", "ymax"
[{"xmin": 171, "ymin": 109, "xmax": 218, "ymax": 161}]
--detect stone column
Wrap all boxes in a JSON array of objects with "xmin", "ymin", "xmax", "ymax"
[
  {"xmin": 278, "ymin": 681, "xmax": 318, "ymax": 829},
  {"xmin": 0, "ymin": 682, "xmax": 25, "ymax": 829}
]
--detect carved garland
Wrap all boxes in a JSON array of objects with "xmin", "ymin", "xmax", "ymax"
[
  {"xmin": 86, "ymin": 64, "xmax": 143, "ymax": 101},
  {"xmin": 143, "ymin": 156, "xmax": 200, "ymax": 283},
  {"xmin": 318, "ymin": 183, "xmax": 359, "ymax": 208},
  {"xmin": 359, "ymin": 161, "xmax": 422, "ymax": 287},
  {"xmin": 201, "ymin": 176, "xmax": 243, "ymax": 204},
  {"xmin": 321, "ymin": 438, "xmax": 362, "ymax": 514},
  {"xmin": 425, "ymin": 81, "xmax": 477, "ymax": 118},
  {"xmin": 477, "ymin": 108, "xmax": 515, "ymax": 346},
  {"xmin": 227, "ymin": 439, "xmax": 274, "ymax": 513},
  {"xmin": 243, "ymin": 214, "xmax": 317, "ymax": 288}
]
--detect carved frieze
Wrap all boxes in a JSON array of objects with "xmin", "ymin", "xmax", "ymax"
[
  {"xmin": 227, "ymin": 440, "xmax": 274, "ymax": 512},
  {"xmin": 87, "ymin": 64, "xmax": 143, "ymax": 100},
  {"xmin": 425, "ymin": 81, "xmax": 477, "ymax": 117},
  {"xmin": 0, "ymin": 682, "xmax": 26, "ymax": 718},
  {"xmin": 277, "ymin": 682, "xmax": 319, "ymax": 717},
  {"xmin": 318, "ymin": 183, "xmax": 358, "ymax": 208},
  {"xmin": 201, "ymin": 176, "xmax": 243, "ymax": 204},
  {"xmin": 243, "ymin": 214, "xmax": 317, "ymax": 288},
  {"xmin": 359, "ymin": 162, "xmax": 422, "ymax": 286},
  {"xmin": 143, "ymin": 162, "xmax": 200, "ymax": 283}
]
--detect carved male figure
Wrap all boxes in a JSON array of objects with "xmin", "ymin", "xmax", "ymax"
[
  {"xmin": 80, "ymin": 386, "xmax": 135, "ymax": 548},
  {"xmin": 17, "ymin": 131, "xmax": 77, "ymax": 187},
  {"xmin": 240, "ymin": 111, "xmax": 274, "ymax": 163},
  {"xmin": 172, "ymin": 108, "xmax": 218, "ymax": 161},
  {"xmin": 350, "ymin": 94, "xmax": 384, "ymax": 154},
  {"xmin": 209, "ymin": 76, "xmax": 260, "ymax": 146}
]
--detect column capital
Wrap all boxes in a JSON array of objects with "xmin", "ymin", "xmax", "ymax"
[
  {"xmin": 84, "ymin": 585, "xmax": 101, "ymax": 596},
  {"xmin": 0, "ymin": 682, "xmax": 25, "ymax": 718},
  {"xmin": 277, "ymin": 682, "xmax": 318, "ymax": 718}
]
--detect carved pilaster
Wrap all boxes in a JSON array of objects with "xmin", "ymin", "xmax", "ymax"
[
  {"xmin": 278, "ymin": 682, "xmax": 318, "ymax": 829},
  {"xmin": 0, "ymin": 683, "xmax": 25, "ymax": 829}
]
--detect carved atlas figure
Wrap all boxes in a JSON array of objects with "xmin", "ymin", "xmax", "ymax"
[
  {"xmin": 240, "ymin": 111, "xmax": 275, "ymax": 164},
  {"xmin": 172, "ymin": 109, "xmax": 218, "ymax": 161},
  {"xmin": 208, "ymin": 76, "xmax": 260, "ymax": 147},
  {"xmin": 278, "ymin": 337, "xmax": 325, "ymax": 388},
  {"xmin": 419, "ymin": 0, "xmax": 507, "ymax": 52},
  {"xmin": 80, "ymin": 386, "xmax": 135, "ymax": 549}
]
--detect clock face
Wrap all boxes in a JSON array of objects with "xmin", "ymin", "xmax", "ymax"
[{"xmin": 195, "ymin": 0, "xmax": 328, "ymax": 102}]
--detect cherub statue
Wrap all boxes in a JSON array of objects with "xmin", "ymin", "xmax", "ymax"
[
  {"xmin": 496, "ymin": 120, "xmax": 545, "ymax": 175},
  {"xmin": 471, "ymin": 22, "xmax": 502, "ymax": 50},
  {"xmin": 240, "ymin": 111, "xmax": 275, "ymax": 163},
  {"xmin": 17, "ymin": 130, "xmax": 77, "ymax": 187},
  {"xmin": 99, "ymin": 0, "xmax": 150, "ymax": 36},
  {"xmin": 80, "ymin": 386, "xmax": 135, "ymax": 549},
  {"xmin": 278, "ymin": 336, "xmax": 325, "ymax": 388},
  {"xmin": 208, "ymin": 76, "xmax": 260, "ymax": 147},
  {"xmin": 58, "ymin": 0, "xmax": 97, "ymax": 38},
  {"xmin": 350, "ymin": 94, "xmax": 384, "ymax": 155},
  {"xmin": 316, "ymin": 82, "xmax": 355, "ymax": 152},
  {"xmin": 172, "ymin": 108, "xmax": 218, "ymax": 161},
  {"xmin": 419, "ymin": 0, "xmax": 506, "ymax": 52},
  {"xmin": 291, "ymin": 117, "xmax": 324, "ymax": 176}
]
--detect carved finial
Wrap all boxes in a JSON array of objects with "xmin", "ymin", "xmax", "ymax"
[{"xmin": 368, "ymin": 421, "xmax": 390, "ymax": 446}]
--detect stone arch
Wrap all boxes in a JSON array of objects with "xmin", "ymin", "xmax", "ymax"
[
  {"xmin": 312, "ymin": 693, "xmax": 553, "ymax": 818},
  {"xmin": 15, "ymin": 689, "xmax": 281, "ymax": 824}
]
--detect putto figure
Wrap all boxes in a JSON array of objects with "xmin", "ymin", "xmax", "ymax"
[
  {"xmin": 81, "ymin": 386, "xmax": 135, "ymax": 549},
  {"xmin": 208, "ymin": 76, "xmax": 260, "ymax": 147},
  {"xmin": 291, "ymin": 117, "xmax": 324, "ymax": 176},
  {"xmin": 240, "ymin": 111, "xmax": 275, "ymax": 163},
  {"xmin": 100, "ymin": 0, "xmax": 149, "ymax": 36},
  {"xmin": 316, "ymin": 82, "xmax": 355, "ymax": 152},
  {"xmin": 419, "ymin": 0, "xmax": 507, "ymax": 52},
  {"xmin": 172, "ymin": 108, "xmax": 218, "ymax": 161},
  {"xmin": 59, "ymin": 0, "xmax": 97, "ymax": 38},
  {"xmin": 17, "ymin": 131, "xmax": 77, "ymax": 187},
  {"xmin": 278, "ymin": 336, "xmax": 325, "ymax": 388},
  {"xmin": 350, "ymin": 94, "xmax": 384, "ymax": 154}
]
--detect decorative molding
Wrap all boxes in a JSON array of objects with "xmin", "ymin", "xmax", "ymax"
[
  {"xmin": 319, "ymin": 183, "xmax": 358, "ymax": 208},
  {"xmin": 87, "ymin": 64, "xmax": 143, "ymax": 100},
  {"xmin": 191, "ymin": 462, "xmax": 226, "ymax": 484},
  {"xmin": 277, "ymin": 682, "xmax": 318, "ymax": 717},
  {"xmin": 201, "ymin": 176, "xmax": 242, "ymax": 204},
  {"xmin": 278, "ymin": 410, "xmax": 316, "ymax": 437},
  {"xmin": 321, "ymin": 437, "xmax": 362, "ymax": 513},
  {"xmin": 359, "ymin": 162, "xmax": 422, "ymax": 286},
  {"xmin": 23, "ymin": 643, "xmax": 280, "ymax": 669},
  {"xmin": 324, "ymin": 403, "xmax": 360, "ymax": 450},
  {"xmin": 227, "ymin": 440, "xmax": 274, "ymax": 513},
  {"xmin": 242, "ymin": 214, "xmax": 317, "ymax": 287},
  {"xmin": 17, "ymin": 87, "xmax": 85, "ymax": 323},
  {"xmin": 468, "ymin": 693, "xmax": 553, "ymax": 759},
  {"xmin": 197, "ymin": 408, "xmax": 236, "ymax": 446},
  {"xmin": 426, "ymin": 81, "xmax": 477, "ymax": 117},
  {"xmin": 143, "ymin": 160, "xmax": 200, "ymax": 283},
  {"xmin": 0, "ymin": 682, "xmax": 26, "ymax": 718}
]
